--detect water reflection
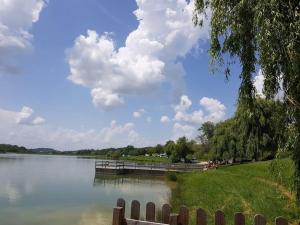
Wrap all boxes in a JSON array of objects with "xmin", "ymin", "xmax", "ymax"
[
  {"xmin": 93, "ymin": 174, "xmax": 166, "ymax": 186},
  {"xmin": 0, "ymin": 154, "xmax": 170, "ymax": 225}
]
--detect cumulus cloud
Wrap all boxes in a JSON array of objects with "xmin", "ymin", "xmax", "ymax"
[
  {"xmin": 253, "ymin": 69, "xmax": 284, "ymax": 100},
  {"xmin": 67, "ymin": 0, "xmax": 210, "ymax": 109},
  {"xmin": 0, "ymin": 107, "xmax": 143, "ymax": 150},
  {"xmin": 133, "ymin": 108, "xmax": 146, "ymax": 118},
  {"xmin": 172, "ymin": 122, "xmax": 197, "ymax": 140},
  {"xmin": 174, "ymin": 95, "xmax": 226, "ymax": 125},
  {"xmin": 172, "ymin": 95, "xmax": 226, "ymax": 139},
  {"xmin": 160, "ymin": 116, "xmax": 170, "ymax": 124},
  {"xmin": 0, "ymin": 0, "xmax": 46, "ymax": 74},
  {"xmin": 253, "ymin": 69, "xmax": 265, "ymax": 97},
  {"xmin": 199, "ymin": 97, "xmax": 226, "ymax": 122},
  {"xmin": 15, "ymin": 106, "xmax": 46, "ymax": 125}
]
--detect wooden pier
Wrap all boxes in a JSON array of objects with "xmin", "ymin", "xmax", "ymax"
[{"xmin": 95, "ymin": 160, "xmax": 206, "ymax": 175}]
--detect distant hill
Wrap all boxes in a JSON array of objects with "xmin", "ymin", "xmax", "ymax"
[{"xmin": 0, "ymin": 144, "xmax": 31, "ymax": 154}]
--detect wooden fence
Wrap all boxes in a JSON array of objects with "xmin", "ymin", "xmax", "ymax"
[{"xmin": 112, "ymin": 198, "xmax": 290, "ymax": 225}]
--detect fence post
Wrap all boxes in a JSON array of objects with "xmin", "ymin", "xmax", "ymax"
[
  {"xmin": 117, "ymin": 198, "xmax": 125, "ymax": 210},
  {"xmin": 234, "ymin": 213, "xmax": 245, "ymax": 225},
  {"xmin": 254, "ymin": 214, "xmax": 266, "ymax": 225},
  {"xmin": 112, "ymin": 207, "xmax": 124, "ymax": 225},
  {"xmin": 170, "ymin": 213, "xmax": 179, "ymax": 225},
  {"xmin": 215, "ymin": 210, "xmax": 225, "ymax": 225},
  {"xmin": 162, "ymin": 204, "xmax": 171, "ymax": 224},
  {"xmin": 179, "ymin": 206, "xmax": 189, "ymax": 225},
  {"xmin": 146, "ymin": 202, "xmax": 156, "ymax": 222},
  {"xmin": 275, "ymin": 217, "xmax": 288, "ymax": 225},
  {"xmin": 196, "ymin": 208, "xmax": 206, "ymax": 225},
  {"xmin": 131, "ymin": 200, "xmax": 140, "ymax": 220}
]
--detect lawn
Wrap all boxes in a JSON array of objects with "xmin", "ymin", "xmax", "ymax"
[{"xmin": 171, "ymin": 159, "xmax": 299, "ymax": 225}]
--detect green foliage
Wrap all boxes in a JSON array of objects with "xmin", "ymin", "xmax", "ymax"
[
  {"xmin": 166, "ymin": 172, "xmax": 178, "ymax": 182},
  {"xmin": 172, "ymin": 160, "xmax": 299, "ymax": 225},
  {"xmin": 207, "ymin": 98, "xmax": 286, "ymax": 162},
  {"xmin": 168, "ymin": 137, "xmax": 195, "ymax": 163},
  {"xmin": 194, "ymin": 0, "xmax": 300, "ymax": 200},
  {"xmin": 154, "ymin": 144, "xmax": 164, "ymax": 154},
  {"xmin": 198, "ymin": 121, "xmax": 215, "ymax": 145},
  {"xmin": 270, "ymin": 158, "xmax": 295, "ymax": 193},
  {"xmin": 164, "ymin": 140, "xmax": 176, "ymax": 158},
  {"xmin": 0, "ymin": 144, "xmax": 30, "ymax": 154},
  {"xmin": 111, "ymin": 151, "xmax": 121, "ymax": 160}
]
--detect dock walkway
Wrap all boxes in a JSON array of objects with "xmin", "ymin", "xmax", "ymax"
[{"xmin": 95, "ymin": 160, "xmax": 206, "ymax": 175}]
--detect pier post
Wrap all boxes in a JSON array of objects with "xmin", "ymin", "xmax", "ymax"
[{"xmin": 112, "ymin": 207, "xmax": 125, "ymax": 225}]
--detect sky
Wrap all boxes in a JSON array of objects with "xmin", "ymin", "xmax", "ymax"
[{"xmin": 0, "ymin": 0, "xmax": 262, "ymax": 150}]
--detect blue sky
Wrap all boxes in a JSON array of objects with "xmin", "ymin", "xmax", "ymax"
[{"xmin": 0, "ymin": 0, "xmax": 245, "ymax": 150}]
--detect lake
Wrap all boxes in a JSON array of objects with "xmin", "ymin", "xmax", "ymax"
[{"xmin": 0, "ymin": 154, "xmax": 171, "ymax": 225}]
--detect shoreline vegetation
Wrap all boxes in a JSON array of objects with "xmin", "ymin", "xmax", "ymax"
[{"xmin": 169, "ymin": 159, "xmax": 299, "ymax": 225}]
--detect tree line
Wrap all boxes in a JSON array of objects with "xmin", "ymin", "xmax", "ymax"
[
  {"xmin": 197, "ymin": 97, "xmax": 288, "ymax": 163},
  {"xmin": 0, "ymin": 97, "xmax": 287, "ymax": 164}
]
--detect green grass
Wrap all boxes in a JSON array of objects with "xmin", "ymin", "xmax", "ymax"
[
  {"xmin": 171, "ymin": 159, "xmax": 299, "ymax": 225},
  {"xmin": 121, "ymin": 155, "xmax": 170, "ymax": 163}
]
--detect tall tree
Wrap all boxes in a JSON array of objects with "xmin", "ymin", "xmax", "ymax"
[
  {"xmin": 198, "ymin": 121, "xmax": 215, "ymax": 145},
  {"xmin": 194, "ymin": 0, "xmax": 300, "ymax": 200},
  {"xmin": 164, "ymin": 140, "xmax": 176, "ymax": 158}
]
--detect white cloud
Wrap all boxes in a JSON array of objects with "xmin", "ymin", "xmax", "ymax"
[
  {"xmin": 67, "ymin": 0, "xmax": 210, "ymax": 109},
  {"xmin": 0, "ymin": 0, "xmax": 46, "ymax": 74},
  {"xmin": 133, "ymin": 108, "xmax": 146, "ymax": 118},
  {"xmin": 15, "ymin": 106, "xmax": 46, "ymax": 125},
  {"xmin": 32, "ymin": 117, "xmax": 46, "ymax": 125},
  {"xmin": 172, "ymin": 122, "xmax": 197, "ymax": 140},
  {"xmin": 199, "ymin": 97, "xmax": 226, "ymax": 122},
  {"xmin": 254, "ymin": 69, "xmax": 265, "ymax": 97},
  {"xmin": 173, "ymin": 95, "xmax": 226, "ymax": 125},
  {"xmin": 160, "ymin": 116, "xmax": 170, "ymax": 124},
  {"xmin": 0, "ymin": 107, "xmax": 143, "ymax": 150},
  {"xmin": 174, "ymin": 95, "xmax": 192, "ymax": 112},
  {"xmin": 172, "ymin": 95, "xmax": 226, "ymax": 139},
  {"xmin": 146, "ymin": 117, "xmax": 152, "ymax": 123},
  {"xmin": 133, "ymin": 112, "xmax": 141, "ymax": 118},
  {"xmin": 253, "ymin": 69, "xmax": 284, "ymax": 100},
  {"xmin": 91, "ymin": 88, "xmax": 124, "ymax": 109}
]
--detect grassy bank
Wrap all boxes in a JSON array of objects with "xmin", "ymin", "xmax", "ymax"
[{"xmin": 171, "ymin": 159, "xmax": 299, "ymax": 225}]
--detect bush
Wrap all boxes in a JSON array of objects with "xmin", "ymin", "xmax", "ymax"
[
  {"xmin": 111, "ymin": 151, "xmax": 121, "ymax": 160},
  {"xmin": 167, "ymin": 172, "xmax": 177, "ymax": 182}
]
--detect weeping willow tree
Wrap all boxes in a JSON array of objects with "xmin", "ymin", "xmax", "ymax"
[{"xmin": 193, "ymin": 1, "xmax": 300, "ymax": 199}]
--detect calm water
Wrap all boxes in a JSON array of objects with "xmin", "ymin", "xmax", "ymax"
[{"xmin": 0, "ymin": 154, "xmax": 171, "ymax": 225}]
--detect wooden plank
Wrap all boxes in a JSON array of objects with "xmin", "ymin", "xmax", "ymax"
[
  {"xmin": 215, "ymin": 210, "xmax": 225, "ymax": 225},
  {"xmin": 254, "ymin": 214, "xmax": 266, "ymax": 225},
  {"xmin": 126, "ymin": 218, "xmax": 168, "ymax": 225},
  {"xmin": 162, "ymin": 204, "xmax": 171, "ymax": 224},
  {"xmin": 170, "ymin": 213, "xmax": 179, "ymax": 225},
  {"xmin": 131, "ymin": 200, "xmax": 141, "ymax": 220},
  {"xmin": 234, "ymin": 213, "xmax": 245, "ymax": 225},
  {"xmin": 146, "ymin": 202, "xmax": 156, "ymax": 222},
  {"xmin": 112, "ymin": 207, "xmax": 124, "ymax": 225},
  {"xmin": 196, "ymin": 208, "xmax": 206, "ymax": 225},
  {"xmin": 179, "ymin": 206, "xmax": 189, "ymax": 225},
  {"xmin": 275, "ymin": 217, "xmax": 288, "ymax": 225}
]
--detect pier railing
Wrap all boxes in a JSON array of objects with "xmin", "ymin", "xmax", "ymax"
[
  {"xmin": 95, "ymin": 160, "xmax": 206, "ymax": 172},
  {"xmin": 112, "ymin": 198, "xmax": 291, "ymax": 225}
]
